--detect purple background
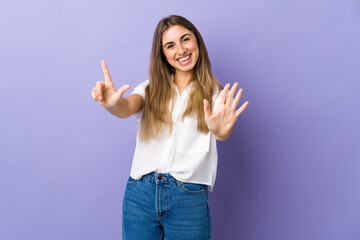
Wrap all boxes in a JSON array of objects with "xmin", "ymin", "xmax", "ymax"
[{"xmin": 1, "ymin": 0, "xmax": 359, "ymax": 239}]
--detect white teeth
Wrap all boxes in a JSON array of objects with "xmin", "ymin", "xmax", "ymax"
[{"xmin": 178, "ymin": 55, "xmax": 190, "ymax": 62}]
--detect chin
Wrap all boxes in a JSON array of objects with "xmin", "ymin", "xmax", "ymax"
[{"xmin": 176, "ymin": 64, "xmax": 196, "ymax": 73}]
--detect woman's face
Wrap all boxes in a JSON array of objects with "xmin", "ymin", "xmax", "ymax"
[{"xmin": 162, "ymin": 25, "xmax": 199, "ymax": 74}]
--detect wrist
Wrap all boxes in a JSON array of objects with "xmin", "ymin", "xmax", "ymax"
[
  {"xmin": 210, "ymin": 127, "xmax": 234, "ymax": 141},
  {"xmin": 103, "ymin": 99, "xmax": 129, "ymax": 118}
]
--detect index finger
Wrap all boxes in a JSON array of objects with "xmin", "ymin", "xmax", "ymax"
[
  {"xmin": 101, "ymin": 60, "xmax": 113, "ymax": 85},
  {"xmin": 220, "ymin": 83, "xmax": 230, "ymax": 104}
]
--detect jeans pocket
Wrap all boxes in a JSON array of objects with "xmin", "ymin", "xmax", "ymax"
[
  {"xmin": 180, "ymin": 182, "xmax": 207, "ymax": 194},
  {"xmin": 127, "ymin": 176, "xmax": 138, "ymax": 185}
]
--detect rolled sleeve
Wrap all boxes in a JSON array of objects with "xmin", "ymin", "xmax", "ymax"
[{"xmin": 131, "ymin": 80, "xmax": 149, "ymax": 121}]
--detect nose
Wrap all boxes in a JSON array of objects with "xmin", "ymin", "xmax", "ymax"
[{"xmin": 178, "ymin": 45, "xmax": 186, "ymax": 55}]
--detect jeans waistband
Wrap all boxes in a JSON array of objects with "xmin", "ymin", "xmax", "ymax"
[{"xmin": 142, "ymin": 171, "xmax": 178, "ymax": 183}]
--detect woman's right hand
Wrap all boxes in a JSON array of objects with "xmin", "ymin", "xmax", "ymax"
[{"xmin": 91, "ymin": 60, "xmax": 131, "ymax": 108}]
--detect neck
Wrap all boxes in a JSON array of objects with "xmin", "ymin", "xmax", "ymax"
[{"xmin": 174, "ymin": 71, "xmax": 193, "ymax": 88}]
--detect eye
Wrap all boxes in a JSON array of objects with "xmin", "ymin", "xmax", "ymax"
[
  {"xmin": 183, "ymin": 38, "xmax": 190, "ymax": 42},
  {"xmin": 167, "ymin": 44, "xmax": 174, "ymax": 49}
]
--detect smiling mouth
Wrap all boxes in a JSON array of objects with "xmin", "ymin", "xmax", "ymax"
[{"xmin": 177, "ymin": 54, "xmax": 191, "ymax": 65}]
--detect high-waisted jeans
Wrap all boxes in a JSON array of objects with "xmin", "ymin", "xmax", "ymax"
[{"xmin": 122, "ymin": 172, "xmax": 211, "ymax": 240}]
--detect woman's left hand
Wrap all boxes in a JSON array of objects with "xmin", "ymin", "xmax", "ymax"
[{"xmin": 203, "ymin": 82, "xmax": 249, "ymax": 141}]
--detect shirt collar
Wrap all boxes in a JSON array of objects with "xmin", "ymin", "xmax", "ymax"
[{"xmin": 185, "ymin": 81, "xmax": 193, "ymax": 93}]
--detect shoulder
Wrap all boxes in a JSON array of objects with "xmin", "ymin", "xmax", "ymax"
[
  {"xmin": 212, "ymin": 84, "xmax": 222, "ymax": 100},
  {"xmin": 135, "ymin": 79, "xmax": 149, "ymax": 89},
  {"xmin": 131, "ymin": 80, "xmax": 149, "ymax": 101},
  {"xmin": 212, "ymin": 84, "xmax": 224, "ymax": 111}
]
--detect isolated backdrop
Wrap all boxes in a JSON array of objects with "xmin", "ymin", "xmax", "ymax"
[{"xmin": 1, "ymin": 0, "xmax": 359, "ymax": 239}]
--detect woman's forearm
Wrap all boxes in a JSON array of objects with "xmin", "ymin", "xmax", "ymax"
[{"xmin": 104, "ymin": 94, "xmax": 143, "ymax": 119}]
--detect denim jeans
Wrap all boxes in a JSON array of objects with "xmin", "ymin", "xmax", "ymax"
[{"xmin": 122, "ymin": 172, "xmax": 211, "ymax": 240}]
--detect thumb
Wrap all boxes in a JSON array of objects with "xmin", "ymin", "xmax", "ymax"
[
  {"xmin": 203, "ymin": 99, "xmax": 211, "ymax": 119},
  {"xmin": 115, "ymin": 84, "xmax": 131, "ymax": 99}
]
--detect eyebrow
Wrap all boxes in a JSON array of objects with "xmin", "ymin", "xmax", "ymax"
[{"xmin": 163, "ymin": 33, "xmax": 192, "ymax": 48}]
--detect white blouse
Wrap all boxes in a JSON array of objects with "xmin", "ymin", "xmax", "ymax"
[{"xmin": 129, "ymin": 80, "xmax": 222, "ymax": 193}]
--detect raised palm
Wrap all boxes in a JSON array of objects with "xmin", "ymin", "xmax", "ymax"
[{"xmin": 203, "ymin": 82, "xmax": 249, "ymax": 139}]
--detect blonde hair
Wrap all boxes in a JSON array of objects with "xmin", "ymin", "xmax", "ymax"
[{"xmin": 139, "ymin": 15, "xmax": 222, "ymax": 141}]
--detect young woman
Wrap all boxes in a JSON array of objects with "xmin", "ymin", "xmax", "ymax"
[{"xmin": 91, "ymin": 15, "xmax": 248, "ymax": 240}]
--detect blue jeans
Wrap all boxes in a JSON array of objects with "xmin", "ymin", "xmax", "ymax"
[{"xmin": 122, "ymin": 172, "xmax": 211, "ymax": 240}]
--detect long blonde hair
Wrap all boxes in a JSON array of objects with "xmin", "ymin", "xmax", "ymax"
[{"xmin": 139, "ymin": 15, "xmax": 222, "ymax": 141}]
